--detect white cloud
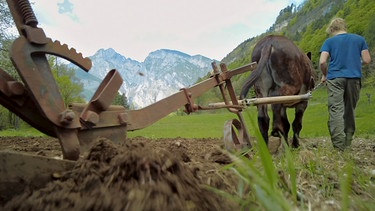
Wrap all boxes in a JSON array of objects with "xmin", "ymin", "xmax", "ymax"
[{"xmin": 32, "ymin": 0, "xmax": 304, "ymax": 61}]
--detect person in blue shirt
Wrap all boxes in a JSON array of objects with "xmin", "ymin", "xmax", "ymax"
[{"xmin": 319, "ymin": 18, "xmax": 371, "ymax": 151}]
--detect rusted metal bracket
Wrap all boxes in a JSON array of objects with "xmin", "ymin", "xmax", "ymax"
[
  {"xmin": 80, "ymin": 69, "xmax": 123, "ymax": 128},
  {"xmin": 212, "ymin": 62, "xmax": 253, "ymax": 149},
  {"xmin": 180, "ymin": 88, "xmax": 196, "ymax": 114},
  {"xmin": 6, "ymin": 0, "xmax": 92, "ymax": 160}
]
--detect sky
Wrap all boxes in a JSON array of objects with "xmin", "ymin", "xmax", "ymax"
[{"xmin": 31, "ymin": 0, "xmax": 305, "ymax": 62}]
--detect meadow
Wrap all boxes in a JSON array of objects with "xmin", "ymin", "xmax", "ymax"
[
  {"xmin": 127, "ymin": 86, "xmax": 375, "ymax": 140},
  {"xmin": 1, "ymin": 86, "xmax": 374, "ymax": 140}
]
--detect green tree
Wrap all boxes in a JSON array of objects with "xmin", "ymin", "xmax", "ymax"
[
  {"xmin": 0, "ymin": 0, "xmax": 21, "ymax": 129},
  {"xmin": 112, "ymin": 92, "xmax": 130, "ymax": 109},
  {"xmin": 50, "ymin": 56, "xmax": 86, "ymax": 105},
  {"xmin": 0, "ymin": 0, "xmax": 14, "ymax": 42},
  {"xmin": 0, "ymin": 0, "xmax": 16, "ymax": 73}
]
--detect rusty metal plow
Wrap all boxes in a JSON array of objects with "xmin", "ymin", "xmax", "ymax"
[
  {"xmin": 1, "ymin": 1, "xmax": 258, "ymax": 157},
  {"xmin": 0, "ymin": 0, "xmax": 261, "ymax": 199},
  {"xmin": 0, "ymin": 0, "xmax": 318, "ymax": 201},
  {"xmin": 0, "ymin": 0, "xmax": 313, "ymax": 160},
  {"xmin": 0, "ymin": 0, "xmax": 317, "ymax": 161}
]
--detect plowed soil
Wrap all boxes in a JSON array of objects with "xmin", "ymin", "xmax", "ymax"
[
  {"xmin": 0, "ymin": 136, "xmax": 374, "ymax": 210},
  {"xmin": 0, "ymin": 136, "xmax": 241, "ymax": 210}
]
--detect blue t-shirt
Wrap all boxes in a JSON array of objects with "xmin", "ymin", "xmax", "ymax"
[{"xmin": 320, "ymin": 33, "xmax": 368, "ymax": 79}]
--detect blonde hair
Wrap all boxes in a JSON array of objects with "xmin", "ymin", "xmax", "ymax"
[{"xmin": 326, "ymin": 18, "xmax": 347, "ymax": 35}]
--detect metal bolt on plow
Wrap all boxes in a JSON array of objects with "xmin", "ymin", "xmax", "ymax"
[{"xmin": 59, "ymin": 110, "xmax": 76, "ymax": 125}]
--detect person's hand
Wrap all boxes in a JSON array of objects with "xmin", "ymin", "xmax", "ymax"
[{"xmin": 320, "ymin": 75, "xmax": 327, "ymax": 83}]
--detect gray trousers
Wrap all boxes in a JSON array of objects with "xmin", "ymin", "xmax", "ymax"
[{"xmin": 326, "ymin": 78, "xmax": 361, "ymax": 150}]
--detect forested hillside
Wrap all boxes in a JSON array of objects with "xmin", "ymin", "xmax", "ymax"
[{"xmin": 197, "ymin": 0, "xmax": 375, "ymax": 106}]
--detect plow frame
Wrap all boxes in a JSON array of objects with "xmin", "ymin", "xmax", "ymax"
[
  {"xmin": 0, "ymin": 0, "xmax": 313, "ymax": 204},
  {"xmin": 1, "ymin": 0, "xmax": 259, "ymax": 161}
]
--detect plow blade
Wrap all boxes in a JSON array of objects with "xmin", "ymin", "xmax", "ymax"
[{"xmin": 0, "ymin": 151, "xmax": 75, "ymax": 204}]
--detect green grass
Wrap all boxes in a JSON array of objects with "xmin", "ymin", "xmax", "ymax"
[
  {"xmin": 0, "ymin": 127, "xmax": 46, "ymax": 137},
  {"xmin": 1, "ymin": 86, "xmax": 374, "ymax": 140},
  {"xmin": 128, "ymin": 111, "xmax": 257, "ymax": 139},
  {"xmin": 128, "ymin": 86, "xmax": 375, "ymax": 140},
  {"xmin": 302, "ymin": 86, "xmax": 375, "ymax": 139}
]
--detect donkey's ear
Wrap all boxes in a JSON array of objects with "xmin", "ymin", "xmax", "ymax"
[{"xmin": 306, "ymin": 52, "xmax": 312, "ymax": 60}]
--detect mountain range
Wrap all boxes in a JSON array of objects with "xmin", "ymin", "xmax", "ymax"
[
  {"xmin": 72, "ymin": 48, "xmax": 215, "ymax": 108},
  {"xmin": 73, "ymin": 0, "xmax": 371, "ymax": 109}
]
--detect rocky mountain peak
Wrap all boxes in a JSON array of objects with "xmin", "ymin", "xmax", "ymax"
[{"xmin": 73, "ymin": 48, "xmax": 214, "ymax": 108}]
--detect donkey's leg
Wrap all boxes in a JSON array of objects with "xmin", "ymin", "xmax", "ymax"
[
  {"xmin": 271, "ymin": 104, "xmax": 290, "ymax": 143},
  {"xmin": 257, "ymin": 104, "xmax": 270, "ymax": 144},
  {"xmin": 291, "ymin": 101, "xmax": 308, "ymax": 148}
]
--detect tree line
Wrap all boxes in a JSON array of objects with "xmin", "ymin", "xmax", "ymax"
[
  {"xmin": 219, "ymin": 0, "xmax": 375, "ymax": 100},
  {"xmin": 280, "ymin": 0, "xmax": 375, "ymax": 87}
]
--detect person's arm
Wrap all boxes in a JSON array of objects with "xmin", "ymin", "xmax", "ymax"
[
  {"xmin": 319, "ymin": 51, "xmax": 330, "ymax": 83},
  {"xmin": 361, "ymin": 49, "xmax": 371, "ymax": 65}
]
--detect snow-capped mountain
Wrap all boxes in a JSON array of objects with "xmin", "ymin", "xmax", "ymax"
[{"xmin": 72, "ymin": 48, "xmax": 214, "ymax": 108}]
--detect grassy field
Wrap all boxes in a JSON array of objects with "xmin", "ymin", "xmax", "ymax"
[
  {"xmin": 127, "ymin": 86, "xmax": 375, "ymax": 139},
  {"xmin": 0, "ymin": 86, "xmax": 374, "ymax": 139}
]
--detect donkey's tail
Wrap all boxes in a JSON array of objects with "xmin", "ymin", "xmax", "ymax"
[{"xmin": 239, "ymin": 44, "xmax": 272, "ymax": 99}]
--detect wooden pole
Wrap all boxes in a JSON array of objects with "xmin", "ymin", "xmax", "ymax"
[{"xmin": 208, "ymin": 92, "xmax": 312, "ymax": 107}]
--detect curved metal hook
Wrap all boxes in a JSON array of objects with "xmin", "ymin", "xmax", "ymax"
[{"xmin": 223, "ymin": 119, "xmax": 251, "ymax": 153}]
